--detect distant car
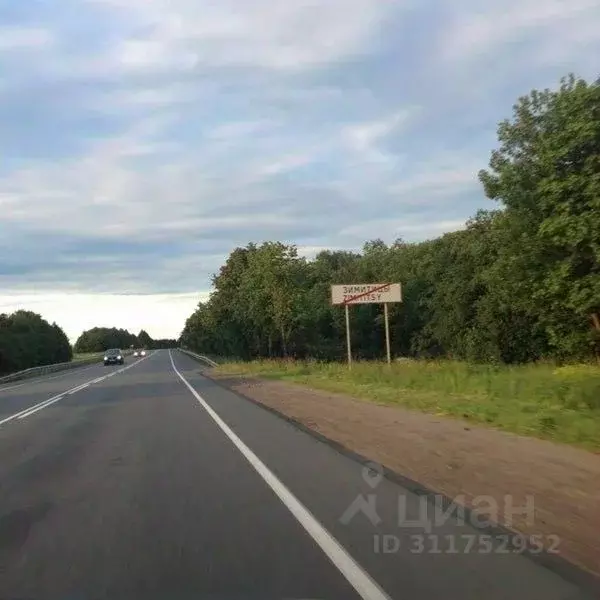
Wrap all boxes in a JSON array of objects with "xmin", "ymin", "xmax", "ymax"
[
  {"xmin": 103, "ymin": 348, "xmax": 124, "ymax": 365},
  {"xmin": 133, "ymin": 349, "xmax": 147, "ymax": 357}
]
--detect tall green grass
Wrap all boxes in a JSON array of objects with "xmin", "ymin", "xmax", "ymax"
[{"xmin": 213, "ymin": 359, "xmax": 600, "ymax": 451}]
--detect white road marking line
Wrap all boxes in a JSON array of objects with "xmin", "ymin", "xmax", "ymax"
[
  {"xmin": 0, "ymin": 392, "xmax": 66, "ymax": 426},
  {"xmin": 0, "ymin": 363, "xmax": 100, "ymax": 393},
  {"xmin": 168, "ymin": 350, "xmax": 391, "ymax": 600},
  {"xmin": 68, "ymin": 383, "xmax": 89, "ymax": 394},
  {"xmin": 18, "ymin": 396, "xmax": 65, "ymax": 419},
  {"xmin": 0, "ymin": 353, "xmax": 152, "ymax": 427}
]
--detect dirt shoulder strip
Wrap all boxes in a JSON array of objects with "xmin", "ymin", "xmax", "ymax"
[{"xmin": 206, "ymin": 371, "xmax": 600, "ymax": 583}]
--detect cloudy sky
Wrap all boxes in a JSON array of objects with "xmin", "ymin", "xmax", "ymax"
[{"xmin": 1, "ymin": 0, "xmax": 599, "ymax": 341}]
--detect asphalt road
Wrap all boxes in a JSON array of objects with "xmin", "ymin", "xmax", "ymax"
[{"xmin": 0, "ymin": 350, "xmax": 595, "ymax": 599}]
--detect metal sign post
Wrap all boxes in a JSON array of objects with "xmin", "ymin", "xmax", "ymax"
[
  {"xmin": 345, "ymin": 304, "xmax": 352, "ymax": 369},
  {"xmin": 331, "ymin": 283, "xmax": 402, "ymax": 367},
  {"xmin": 383, "ymin": 303, "xmax": 391, "ymax": 365}
]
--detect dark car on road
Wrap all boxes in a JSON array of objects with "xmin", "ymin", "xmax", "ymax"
[{"xmin": 103, "ymin": 348, "xmax": 124, "ymax": 366}]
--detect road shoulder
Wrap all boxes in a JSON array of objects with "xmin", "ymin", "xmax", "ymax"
[{"xmin": 203, "ymin": 369, "xmax": 600, "ymax": 584}]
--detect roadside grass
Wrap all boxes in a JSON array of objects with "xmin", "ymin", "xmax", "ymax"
[
  {"xmin": 73, "ymin": 352, "xmax": 102, "ymax": 360},
  {"xmin": 213, "ymin": 359, "xmax": 600, "ymax": 451},
  {"xmin": 73, "ymin": 350, "xmax": 136, "ymax": 361}
]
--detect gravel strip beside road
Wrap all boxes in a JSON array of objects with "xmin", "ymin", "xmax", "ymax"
[{"xmin": 207, "ymin": 372, "xmax": 600, "ymax": 579}]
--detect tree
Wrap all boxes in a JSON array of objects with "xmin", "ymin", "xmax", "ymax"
[
  {"xmin": 137, "ymin": 329, "xmax": 153, "ymax": 348},
  {"xmin": 153, "ymin": 338, "xmax": 177, "ymax": 349},
  {"xmin": 239, "ymin": 242, "xmax": 308, "ymax": 357},
  {"xmin": 74, "ymin": 327, "xmax": 138, "ymax": 353},
  {"xmin": 0, "ymin": 311, "xmax": 72, "ymax": 375},
  {"xmin": 479, "ymin": 73, "xmax": 600, "ymax": 360}
]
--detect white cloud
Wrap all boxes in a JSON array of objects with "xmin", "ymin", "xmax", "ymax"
[
  {"xmin": 2, "ymin": 104, "xmax": 421, "ymax": 242},
  {"xmin": 257, "ymin": 151, "xmax": 319, "ymax": 176},
  {"xmin": 1, "ymin": 114, "xmax": 185, "ymax": 234},
  {"xmin": 206, "ymin": 120, "xmax": 277, "ymax": 141},
  {"xmin": 344, "ymin": 110, "xmax": 412, "ymax": 150},
  {"xmin": 389, "ymin": 166, "xmax": 482, "ymax": 198},
  {"xmin": 91, "ymin": 83, "xmax": 207, "ymax": 114},
  {"xmin": 342, "ymin": 109, "xmax": 418, "ymax": 165},
  {"xmin": 0, "ymin": 27, "xmax": 54, "ymax": 51},
  {"xmin": 439, "ymin": 0, "xmax": 600, "ymax": 64},
  {"xmin": 338, "ymin": 217, "xmax": 467, "ymax": 242},
  {"xmin": 86, "ymin": 0, "xmax": 393, "ymax": 74}
]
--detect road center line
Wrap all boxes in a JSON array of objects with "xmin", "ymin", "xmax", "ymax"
[
  {"xmin": 168, "ymin": 350, "xmax": 391, "ymax": 600},
  {"xmin": 68, "ymin": 383, "xmax": 90, "ymax": 394},
  {"xmin": 0, "ymin": 392, "xmax": 65, "ymax": 425},
  {"xmin": 0, "ymin": 362, "xmax": 100, "ymax": 393},
  {"xmin": 0, "ymin": 352, "xmax": 152, "ymax": 427},
  {"xmin": 18, "ymin": 396, "xmax": 65, "ymax": 419}
]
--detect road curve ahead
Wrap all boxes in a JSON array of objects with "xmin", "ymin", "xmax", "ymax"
[{"xmin": 0, "ymin": 350, "xmax": 595, "ymax": 599}]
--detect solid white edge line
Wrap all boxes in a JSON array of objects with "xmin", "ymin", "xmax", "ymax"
[
  {"xmin": 1, "ymin": 353, "xmax": 152, "ymax": 427},
  {"xmin": 168, "ymin": 350, "xmax": 391, "ymax": 600}
]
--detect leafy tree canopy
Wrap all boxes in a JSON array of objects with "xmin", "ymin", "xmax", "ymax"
[
  {"xmin": 0, "ymin": 310, "xmax": 72, "ymax": 375},
  {"xmin": 74, "ymin": 327, "xmax": 139, "ymax": 353}
]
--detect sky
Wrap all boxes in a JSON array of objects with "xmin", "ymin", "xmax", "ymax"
[{"xmin": 1, "ymin": 0, "xmax": 599, "ymax": 342}]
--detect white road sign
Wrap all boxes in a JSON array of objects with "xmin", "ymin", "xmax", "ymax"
[{"xmin": 331, "ymin": 283, "xmax": 402, "ymax": 305}]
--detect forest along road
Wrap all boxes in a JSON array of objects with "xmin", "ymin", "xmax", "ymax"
[{"xmin": 0, "ymin": 350, "xmax": 594, "ymax": 599}]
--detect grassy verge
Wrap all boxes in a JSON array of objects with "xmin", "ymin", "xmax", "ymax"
[
  {"xmin": 213, "ymin": 359, "xmax": 600, "ymax": 451},
  {"xmin": 72, "ymin": 352, "xmax": 103, "ymax": 361}
]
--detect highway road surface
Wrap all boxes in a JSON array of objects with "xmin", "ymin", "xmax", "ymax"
[{"xmin": 0, "ymin": 350, "xmax": 596, "ymax": 599}]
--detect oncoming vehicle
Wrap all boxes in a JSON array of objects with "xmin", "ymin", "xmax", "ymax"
[
  {"xmin": 133, "ymin": 349, "xmax": 147, "ymax": 357},
  {"xmin": 103, "ymin": 348, "xmax": 124, "ymax": 366}
]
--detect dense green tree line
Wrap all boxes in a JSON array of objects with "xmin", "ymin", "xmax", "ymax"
[
  {"xmin": 74, "ymin": 327, "xmax": 142, "ymax": 353},
  {"xmin": 0, "ymin": 311, "xmax": 72, "ymax": 375},
  {"xmin": 73, "ymin": 328, "xmax": 175, "ymax": 352},
  {"xmin": 180, "ymin": 74, "xmax": 599, "ymax": 364}
]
